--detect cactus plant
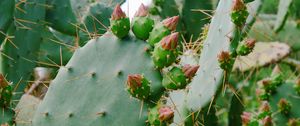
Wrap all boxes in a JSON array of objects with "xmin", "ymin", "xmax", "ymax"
[
  {"xmin": 0, "ymin": 0, "xmax": 14, "ymax": 44},
  {"xmin": 274, "ymin": 0, "xmax": 293, "ymax": 33},
  {"xmin": 2, "ymin": 0, "xmax": 46, "ymax": 98},
  {"xmin": 32, "ymin": 33, "xmax": 164, "ymax": 125}
]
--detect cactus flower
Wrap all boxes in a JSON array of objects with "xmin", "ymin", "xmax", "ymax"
[
  {"xmin": 161, "ymin": 32, "xmax": 179, "ymax": 50},
  {"xmin": 241, "ymin": 112, "xmax": 251, "ymax": 125},
  {"xmin": 217, "ymin": 51, "xmax": 234, "ymax": 71},
  {"xmin": 162, "ymin": 16, "xmax": 179, "ymax": 31},
  {"xmin": 182, "ymin": 64, "xmax": 200, "ymax": 79},
  {"xmin": 110, "ymin": 4, "xmax": 130, "ymax": 38},
  {"xmin": 278, "ymin": 98, "xmax": 292, "ymax": 115},
  {"xmin": 132, "ymin": 4, "xmax": 154, "ymax": 40},
  {"xmin": 158, "ymin": 106, "xmax": 174, "ymax": 121},
  {"xmin": 111, "ymin": 4, "xmax": 126, "ymax": 20},
  {"xmin": 134, "ymin": 4, "xmax": 148, "ymax": 17},
  {"xmin": 262, "ymin": 116, "xmax": 273, "ymax": 126}
]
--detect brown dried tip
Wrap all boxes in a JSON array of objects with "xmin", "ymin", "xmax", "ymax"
[
  {"xmin": 0, "ymin": 74, "xmax": 8, "ymax": 88},
  {"xmin": 182, "ymin": 64, "xmax": 200, "ymax": 79},
  {"xmin": 217, "ymin": 51, "xmax": 231, "ymax": 62},
  {"xmin": 134, "ymin": 4, "xmax": 148, "ymax": 17},
  {"xmin": 245, "ymin": 39, "xmax": 256, "ymax": 49},
  {"xmin": 262, "ymin": 116, "xmax": 273, "ymax": 126},
  {"xmin": 127, "ymin": 74, "xmax": 142, "ymax": 90},
  {"xmin": 161, "ymin": 32, "xmax": 179, "ymax": 50},
  {"xmin": 111, "ymin": 4, "xmax": 126, "ymax": 20},
  {"xmin": 232, "ymin": 0, "xmax": 246, "ymax": 11},
  {"xmin": 260, "ymin": 101, "xmax": 271, "ymax": 112},
  {"xmin": 162, "ymin": 16, "xmax": 179, "ymax": 31},
  {"xmin": 159, "ymin": 106, "xmax": 174, "ymax": 121},
  {"xmin": 241, "ymin": 112, "xmax": 251, "ymax": 125}
]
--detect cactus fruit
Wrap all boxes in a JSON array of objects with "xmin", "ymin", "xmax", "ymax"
[
  {"xmin": 162, "ymin": 65, "xmax": 199, "ymax": 90},
  {"xmin": 148, "ymin": 106, "xmax": 174, "ymax": 126},
  {"xmin": 217, "ymin": 51, "xmax": 235, "ymax": 71},
  {"xmin": 132, "ymin": 4, "xmax": 154, "ymax": 40},
  {"xmin": 236, "ymin": 38, "xmax": 256, "ymax": 56},
  {"xmin": 110, "ymin": 4, "xmax": 130, "ymax": 38},
  {"xmin": 278, "ymin": 98, "xmax": 292, "ymax": 115},
  {"xmin": 258, "ymin": 101, "xmax": 272, "ymax": 120},
  {"xmin": 287, "ymin": 118, "xmax": 300, "ymax": 126},
  {"xmin": 262, "ymin": 116, "xmax": 273, "ymax": 126},
  {"xmin": 152, "ymin": 32, "xmax": 179, "ymax": 69},
  {"xmin": 148, "ymin": 16, "xmax": 179, "ymax": 47},
  {"xmin": 126, "ymin": 74, "xmax": 151, "ymax": 100},
  {"xmin": 231, "ymin": 0, "xmax": 249, "ymax": 27},
  {"xmin": 0, "ymin": 74, "xmax": 12, "ymax": 108}
]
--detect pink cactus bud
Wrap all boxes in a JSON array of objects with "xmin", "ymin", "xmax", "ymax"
[
  {"xmin": 127, "ymin": 74, "xmax": 142, "ymax": 91},
  {"xmin": 134, "ymin": 4, "xmax": 148, "ymax": 17},
  {"xmin": 162, "ymin": 16, "xmax": 179, "ymax": 31},
  {"xmin": 111, "ymin": 4, "xmax": 126, "ymax": 20},
  {"xmin": 262, "ymin": 116, "xmax": 273, "ymax": 126},
  {"xmin": 161, "ymin": 32, "xmax": 179, "ymax": 50},
  {"xmin": 260, "ymin": 101, "xmax": 271, "ymax": 112},
  {"xmin": 245, "ymin": 39, "xmax": 256, "ymax": 49},
  {"xmin": 217, "ymin": 51, "xmax": 231, "ymax": 62},
  {"xmin": 232, "ymin": 0, "xmax": 246, "ymax": 11},
  {"xmin": 241, "ymin": 112, "xmax": 252, "ymax": 125},
  {"xmin": 159, "ymin": 106, "xmax": 174, "ymax": 121},
  {"xmin": 182, "ymin": 64, "xmax": 200, "ymax": 79}
]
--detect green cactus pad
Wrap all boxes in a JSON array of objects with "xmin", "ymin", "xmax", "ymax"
[
  {"xmin": 79, "ymin": 3, "xmax": 113, "ymax": 44},
  {"xmin": 132, "ymin": 17, "xmax": 154, "ymax": 40},
  {"xmin": 0, "ymin": 107, "xmax": 15, "ymax": 125},
  {"xmin": 15, "ymin": 95, "xmax": 41, "ymax": 126},
  {"xmin": 162, "ymin": 67, "xmax": 188, "ymax": 90},
  {"xmin": 110, "ymin": 18, "xmax": 130, "ymax": 39},
  {"xmin": 0, "ymin": 0, "xmax": 14, "ymax": 44},
  {"xmin": 32, "ymin": 33, "xmax": 163, "ymax": 126},
  {"xmin": 46, "ymin": 0, "xmax": 77, "ymax": 35},
  {"xmin": 269, "ymin": 82, "xmax": 300, "ymax": 126},
  {"xmin": 2, "ymin": 0, "xmax": 46, "ymax": 98},
  {"xmin": 186, "ymin": 0, "xmax": 235, "ymax": 110},
  {"xmin": 148, "ymin": 23, "xmax": 171, "ymax": 47},
  {"xmin": 274, "ymin": 0, "xmax": 293, "ymax": 33},
  {"xmin": 152, "ymin": 45, "xmax": 178, "ymax": 69},
  {"xmin": 38, "ymin": 28, "xmax": 74, "ymax": 67}
]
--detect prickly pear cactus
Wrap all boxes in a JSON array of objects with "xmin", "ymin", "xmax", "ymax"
[
  {"xmin": 0, "ymin": 0, "xmax": 14, "ymax": 44},
  {"xmin": 186, "ymin": 0, "xmax": 236, "ymax": 110},
  {"xmin": 269, "ymin": 81, "xmax": 300, "ymax": 126},
  {"xmin": 45, "ymin": 0, "xmax": 77, "ymax": 35},
  {"xmin": 274, "ymin": 0, "xmax": 293, "ymax": 33},
  {"xmin": 2, "ymin": 0, "xmax": 46, "ymax": 97},
  {"xmin": 32, "ymin": 33, "xmax": 163, "ymax": 126}
]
